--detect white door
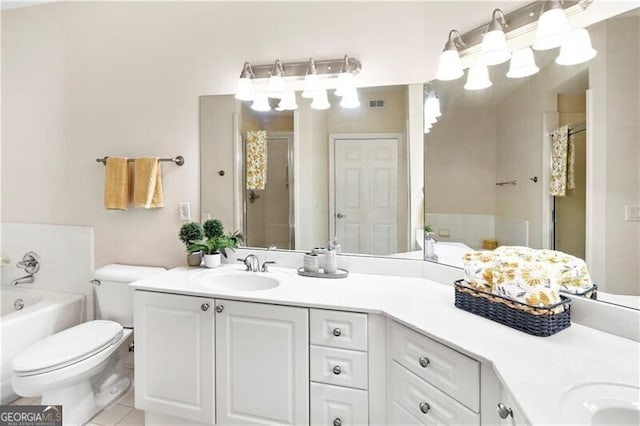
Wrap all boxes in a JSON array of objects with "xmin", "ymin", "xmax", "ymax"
[
  {"xmin": 134, "ymin": 291, "xmax": 215, "ymax": 424},
  {"xmin": 334, "ymin": 138, "xmax": 398, "ymax": 255},
  {"xmin": 215, "ymin": 300, "xmax": 309, "ymax": 425}
]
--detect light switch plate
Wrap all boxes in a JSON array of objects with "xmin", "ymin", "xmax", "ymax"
[
  {"xmin": 625, "ymin": 205, "xmax": 640, "ymax": 222},
  {"xmin": 179, "ymin": 202, "xmax": 191, "ymax": 221}
]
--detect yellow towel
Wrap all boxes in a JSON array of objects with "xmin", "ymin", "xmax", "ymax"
[
  {"xmin": 246, "ymin": 130, "xmax": 267, "ymax": 190},
  {"xmin": 104, "ymin": 157, "xmax": 130, "ymax": 210},
  {"xmin": 133, "ymin": 157, "xmax": 164, "ymax": 209}
]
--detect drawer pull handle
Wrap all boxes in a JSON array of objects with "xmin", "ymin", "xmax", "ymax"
[
  {"xmin": 215, "ymin": 305, "xmax": 224, "ymax": 313},
  {"xmin": 419, "ymin": 401, "xmax": 431, "ymax": 414},
  {"xmin": 332, "ymin": 328, "xmax": 342, "ymax": 337},
  {"xmin": 333, "ymin": 418, "xmax": 342, "ymax": 426},
  {"xmin": 201, "ymin": 303, "xmax": 210, "ymax": 311},
  {"xmin": 497, "ymin": 402, "xmax": 513, "ymax": 419},
  {"xmin": 332, "ymin": 365, "xmax": 342, "ymax": 375},
  {"xmin": 418, "ymin": 356, "xmax": 430, "ymax": 368}
]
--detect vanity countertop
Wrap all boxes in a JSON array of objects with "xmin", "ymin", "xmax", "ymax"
[{"xmin": 131, "ymin": 264, "xmax": 639, "ymax": 425}]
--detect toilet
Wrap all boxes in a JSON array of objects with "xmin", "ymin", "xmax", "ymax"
[{"xmin": 11, "ymin": 264, "xmax": 165, "ymax": 425}]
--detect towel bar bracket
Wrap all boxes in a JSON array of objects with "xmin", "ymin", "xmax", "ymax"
[{"xmin": 96, "ymin": 155, "xmax": 184, "ymax": 166}]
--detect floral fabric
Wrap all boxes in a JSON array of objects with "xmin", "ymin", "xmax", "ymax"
[
  {"xmin": 246, "ymin": 130, "xmax": 267, "ymax": 190},
  {"xmin": 463, "ymin": 246, "xmax": 593, "ymax": 308},
  {"xmin": 550, "ymin": 125, "xmax": 576, "ymax": 196}
]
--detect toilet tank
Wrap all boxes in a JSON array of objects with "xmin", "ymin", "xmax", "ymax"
[{"xmin": 93, "ymin": 264, "xmax": 165, "ymax": 327}]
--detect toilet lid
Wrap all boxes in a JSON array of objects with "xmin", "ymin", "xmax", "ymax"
[{"xmin": 12, "ymin": 320, "xmax": 123, "ymax": 375}]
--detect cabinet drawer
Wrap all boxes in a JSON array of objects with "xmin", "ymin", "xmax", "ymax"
[
  {"xmin": 390, "ymin": 321, "xmax": 479, "ymax": 412},
  {"xmin": 310, "ymin": 382, "xmax": 368, "ymax": 426},
  {"xmin": 310, "ymin": 309, "xmax": 367, "ymax": 351},
  {"xmin": 310, "ymin": 345, "xmax": 368, "ymax": 390},
  {"xmin": 390, "ymin": 361, "xmax": 479, "ymax": 426}
]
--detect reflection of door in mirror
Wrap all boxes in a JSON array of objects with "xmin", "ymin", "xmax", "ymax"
[
  {"xmin": 332, "ymin": 137, "xmax": 398, "ymax": 255},
  {"xmin": 244, "ymin": 133, "xmax": 294, "ymax": 249}
]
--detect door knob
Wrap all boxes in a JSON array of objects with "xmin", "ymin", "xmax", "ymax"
[
  {"xmin": 215, "ymin": 305, "xmax": 224, "ymax": 313},
  {"xmin": 336, "ymin": 213, "xmax": 347, "ymax": 219},
  {"xmin": 201, "ymin": 303, "xmax": 210, "ymax": 311}
]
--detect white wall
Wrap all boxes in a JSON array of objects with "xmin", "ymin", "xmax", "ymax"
[{"xmin": 1, "ymin": 0, "xmax": 457, "ymax": 268}]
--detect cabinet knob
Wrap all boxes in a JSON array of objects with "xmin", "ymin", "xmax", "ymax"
[
  {"xmin": 497, "ymin": 402, "xmax": 513, "ymax": 419},
  {"xmin": 333, "ymin": 418, "xmax": 342, "ymax": 426},
  {"xmin": 332, "ymin": 365, "xmax": 342, "ymax": 375},
  {"xmin": 215, "ymin": 305, "xmax": 224, "ymax": 313},
  {"xmin": 418, "ymin": 356, "xmax": 430, "ymax": 368},
  {"xmin": 332, "ymin": 328, "xmax": 342, "ymax": 337},
  {"xmin": 419, "ymin": 401, "xmax": 431, "ymax": 414},
  {"xmin": 201, "ymin": 303, "xmax": 210, "ymax": 311}
]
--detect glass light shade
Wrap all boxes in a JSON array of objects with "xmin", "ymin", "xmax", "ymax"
[
  {"xmin": 507, "ymin": 47, "xmax": 540, "ymax": 78},
  {"xmin": 267, "ymin": 75, "xmax": 284, "ymax": 99},
  {"xmin": 335, "ymin": 72, "xmax": 354, "ymax": 97},
  {"xmin": 435, "ymin": 50, "xmax": 464, "ymax": 81},
  {"xmin": 481, "ymin": 30, "xmax": 510, "ymax": 66},
  {"xmin": 426, "ymin": 113, "xmax": 438, "ymax": 125},
  {"xmin": 235, "ymin": 77, "xmax": 254, "ymax": 101},
  {"xmin": 532, "ymin": 8, "xmax": 569, "ymax": 51},
  {"xmin": 425, "ymin": 94, "xmax": 441, "ymax": 119},
  {"xmin": 340, "ymin": 87, "xmax": 360, "ymax": 109},
  {"xmin": 301, "ymin": 73, "xmax": 320, "ymax": 99},
  {"xmin": 310, "ymin": 89, "xmax": 330, "ymax": 110},
  {"xmin": 251, "ymin": 93, "xmax": 271, "ymax": 112},
  {"xmin": 424, "ymin": 127, "xmax": 430, "ymax": 134},
  {"xmin": 556, "ymin": 29, "xmax": 597, "ymax": 65},
  {"xmin": 278, "ymin": 91, "xmax": 298, "ymax": 111},
  {"xmin": 464, "ymin": 64, "xmax": 492, "ymax": 91},
  {"xmin": 424, "ymin": 120, "xmax": 433, "ymax": 133}
]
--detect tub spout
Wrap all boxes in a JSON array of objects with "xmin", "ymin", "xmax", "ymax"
[{"xmin": 11, "ymin": 274, "xmax": 34, "ymax": 286}]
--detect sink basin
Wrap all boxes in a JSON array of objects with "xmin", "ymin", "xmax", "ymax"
[
  {"xmin": 196, "ymin": 273, "xmax": 280, "ymax": 292},
  {"xmin": 561, "ymin": 383, "xmax": 640, "ymax": 425}
]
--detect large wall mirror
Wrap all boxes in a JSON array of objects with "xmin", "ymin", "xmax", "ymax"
[
  {"xmin": 424, "ymin": 7, "xmax": 639, "ymax": 309},
  {"xmin": 200, "ymin": 7, "xmax": 638, "ymax": 311}
]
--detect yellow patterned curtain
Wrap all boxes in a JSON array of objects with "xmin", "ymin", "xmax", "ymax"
[
  {"xmin": 549, "ymin": 125, "xmax": 575, "ymax": 196},
  {"xmin": 246, "ymin": 130, "xmax": 267, "ymax": 190}
]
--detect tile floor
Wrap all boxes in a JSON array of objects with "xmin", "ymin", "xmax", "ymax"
[{"xmin": 11, "ymin": 387, "xmax": 144, "ymax": 426}]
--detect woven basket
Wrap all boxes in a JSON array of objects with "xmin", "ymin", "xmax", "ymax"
[{"xmin": 454, "ymin": 280, "xmax": 571, "ymax": 337}]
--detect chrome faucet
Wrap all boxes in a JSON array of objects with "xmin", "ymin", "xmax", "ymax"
[
  {"xmin": 238, "ymin": 254, "xmax": 260, "ymax": 272},
  {"xmin": 424, "ymin": 233, "xmax": 439, "ymax": 262},
  {"xmin": 11, "ymin": 251, "xmax": 40, "ymax": 285}
]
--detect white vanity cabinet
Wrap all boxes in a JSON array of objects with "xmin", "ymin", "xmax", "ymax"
[
  {"xmin": 387, "ymin": 320, "xmax": 481, "ymax": 425},
  {"xmin": 215, "ymin": 299, "xmax": 309, "ymax": 425},
  {"xmin": 134, "ymin": 291, "xmax": 216, "ymax": 424}
]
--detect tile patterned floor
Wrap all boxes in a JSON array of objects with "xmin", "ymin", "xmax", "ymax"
[{"xmin": 11, "ymin": 388, "xmax": 144, "ymax": 426}]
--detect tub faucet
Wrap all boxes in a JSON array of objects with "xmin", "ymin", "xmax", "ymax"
[
  {"xmin": 424, "ymin": 233, "xmax": 439, "ymax": 262},
  {"xmin": 11, "ymin": 274, "xmax": 35, "ymax": 286},
  {"xmin": 237, "ymin": 254, "xmax": 260, "ymax": 272}
]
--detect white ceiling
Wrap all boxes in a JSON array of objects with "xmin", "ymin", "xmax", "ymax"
[{"xmin": 1, "ymin": 0, "xmax": 58, "ymax": 10}]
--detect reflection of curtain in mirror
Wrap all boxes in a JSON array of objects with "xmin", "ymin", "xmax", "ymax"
[
  {"xmin": 246, "ymin": 130, "xmax": 267, "ymax": 190},
  {"xmin": 550, "ymin": 125, "xmax": 576, "ymax": 196}
]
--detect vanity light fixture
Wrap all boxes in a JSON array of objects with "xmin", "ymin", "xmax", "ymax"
[
  {"xmin": 555, "ymin": 29, "xmax": 597, "ymax": 65},
  {"xmin": 507, "ymin": 47, "xmax": 540, "ymax": 78},
  {"xmin": 251, "ymin": 93, "xmax": 271, "ymax": 112},
  {"xmin": 532, "ymin": 0, "xmax": 570, "ymax": 51},
  {"xmin": 276, "ymin": 91, "xmax": 298, "ymax": 111},
  {"xmin": 424, "ymin": 87, "xmax": 441, "ymax": 133},
  {"xmin": 481, "ymin": 9, "xmax": 510, "ymax": 66},
  {"xmin": 235, "ymin": 62, "xmax": 255, "ymax": 101},
  {"xmin": 310, "ymin": 89, "xmax": 331, "ymax": 110},
  {"xmin": 335, "ymin": 55, "xmax": 356, "ymax": 97},
  {"xmin": 435, "ymin": 30, "xmax": 465, "ymax": 81},
  {"xmin": 464, "ymin": 63, "xmax": 492, "ymax": 91},
  {"xmin": 301, "ymin": 58, "xmax": 320, "ymax": 99},
  {"xmin": 267, "ymin": 60, "xmax": 285, "ymax": 99},
  {"xmin": 340, "ymin": 87, "xmax": 360, "ymax": 109}
]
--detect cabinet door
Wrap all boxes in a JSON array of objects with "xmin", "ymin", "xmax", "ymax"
[
  {"xmin": 310, "ymin": 382, "xmax": 368, "ymax": 426},
  {"xmin": 134, "ymin": 291, "xmax": 215, "ymax": 424},
  {"xmin": 216, "ymin": 300, "xmax": 309, "ymax": 425}
]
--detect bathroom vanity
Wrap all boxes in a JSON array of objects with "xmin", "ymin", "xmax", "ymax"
[{"xmin": 131, "ymin": 264, "xmax": 638, "ymax": 425}]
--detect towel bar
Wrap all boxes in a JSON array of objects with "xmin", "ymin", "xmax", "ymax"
[
  {"xmin": 96, "ymin": 156, "xmax": 184, "ymax": 166},
  {"xmin": 495, "ymin": 180, "xmax": 516, "ymax": 186}
]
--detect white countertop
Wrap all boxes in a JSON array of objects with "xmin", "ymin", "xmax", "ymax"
[{"xmin": 131, "ymin": 265, "xmax": 640, "ymax": 425}]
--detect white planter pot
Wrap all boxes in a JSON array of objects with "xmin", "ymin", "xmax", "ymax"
[{"xmin": 203, "ymin": 253, "xmax": 221, "ymax": 268}]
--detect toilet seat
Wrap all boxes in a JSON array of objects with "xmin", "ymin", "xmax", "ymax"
[{"xmin": 12, "ymin": 320, "xmax": 123, "ymax": 376}]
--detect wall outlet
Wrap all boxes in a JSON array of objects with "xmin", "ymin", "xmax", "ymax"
[
  {"xmin": 179, "ymin": 202, "xmax": 191, "ymax": 221},
  {"xmin": 625, "ymin": 205, "xmax": 640, "ymax": 222}
]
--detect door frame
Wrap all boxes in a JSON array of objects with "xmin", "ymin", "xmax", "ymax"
[{"xmin": 328, "ymin": 132, "xmax": 403, "ymax": 243}]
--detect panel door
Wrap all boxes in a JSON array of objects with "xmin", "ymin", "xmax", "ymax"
[
  {"xmin": 334, "ymin": 138, "xmax": 398, "ymax": 255},
  {"xmin": 134, "ymin": 291, "xmax": 215, "ymax": 424},
  {"xmin": 215, "ymin": 300, "xmax": 309, "ymax": 425}
]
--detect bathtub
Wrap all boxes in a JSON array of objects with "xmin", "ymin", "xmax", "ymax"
[{"xmin": 0, "ymin": 286, "xmax": 85, "ymax": 404}]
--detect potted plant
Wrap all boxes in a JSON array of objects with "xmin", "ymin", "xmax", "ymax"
[
  {"xmin": 179, "ymin": 222, "xmax": 204, "ymax": 266},
  {"xmin": 190, "ymin": 234, "xmax": 240, "ymax": 268}
]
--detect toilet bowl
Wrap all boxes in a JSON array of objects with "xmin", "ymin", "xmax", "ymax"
[{"xmin": 10, "ymin": 264, "xmax": 165, "ymax": 426}]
